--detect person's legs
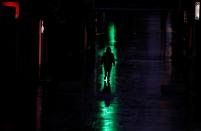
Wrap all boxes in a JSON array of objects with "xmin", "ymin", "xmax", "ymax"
[
  {"xmin": 104, "ymin": 64, "xmax": 112, "ymax": 80},
  {"xmin": 104, "ymin": 65, "xmax": 107, "ymax": 80},
  {"xmin": 104, "ymin": 71, "xmax": 107, "ymax": 80},
  {"xmin": 107, "ymin": 65, "xmax": 112, "ymax": 81}
]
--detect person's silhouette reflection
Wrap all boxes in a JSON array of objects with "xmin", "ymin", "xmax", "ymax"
[{"xmin": 102, "ymin": 81, "xmax": 111, "ymax": 107}]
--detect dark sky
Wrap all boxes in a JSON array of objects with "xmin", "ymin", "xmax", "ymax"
[
  {"xmin": 40, "ymin": 0, "xmax": 181, "ymax": 10},
  {"xmin": 95, "ymin": 0, "xmax": 180, "ymax": 9}
]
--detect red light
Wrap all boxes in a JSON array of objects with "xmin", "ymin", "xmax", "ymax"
[{"xmin": 2, "ymin": 2, "xmax": 20, "ymax": 19}]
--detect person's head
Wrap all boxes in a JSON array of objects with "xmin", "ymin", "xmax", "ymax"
[{"xmin": 106, "ymin": 47, "xmax": 111, "ymax": 53}]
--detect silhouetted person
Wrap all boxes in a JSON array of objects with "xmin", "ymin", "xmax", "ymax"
[{"xmin": 101, "ymin": 47, "xmax": 115, "ymax": 81}]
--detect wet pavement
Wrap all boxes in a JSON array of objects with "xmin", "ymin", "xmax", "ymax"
[{"xmin": 41, "ymin": 12, "xmax": 195, "ymax": 131}]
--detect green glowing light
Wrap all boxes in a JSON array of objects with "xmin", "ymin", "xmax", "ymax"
[
  {"xmin": 96, "ymin": 21, "xmax": 118, "ymax": 131},
  {"xmin": 97, "ymin": 22, "xmax": 118, "ymax": 92},
  {"xmin": 109, "ymin": 22, "xmax": 116, "ymax": 44}
]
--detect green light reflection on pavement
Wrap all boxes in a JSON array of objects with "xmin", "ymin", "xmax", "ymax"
[
  {"xmin": 97, "ymin": 21, "xmax": 118, "ymax": 131},
  {"xmin": 98, "ymin": 101, "xmax": 118, "ymax": 131}
]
